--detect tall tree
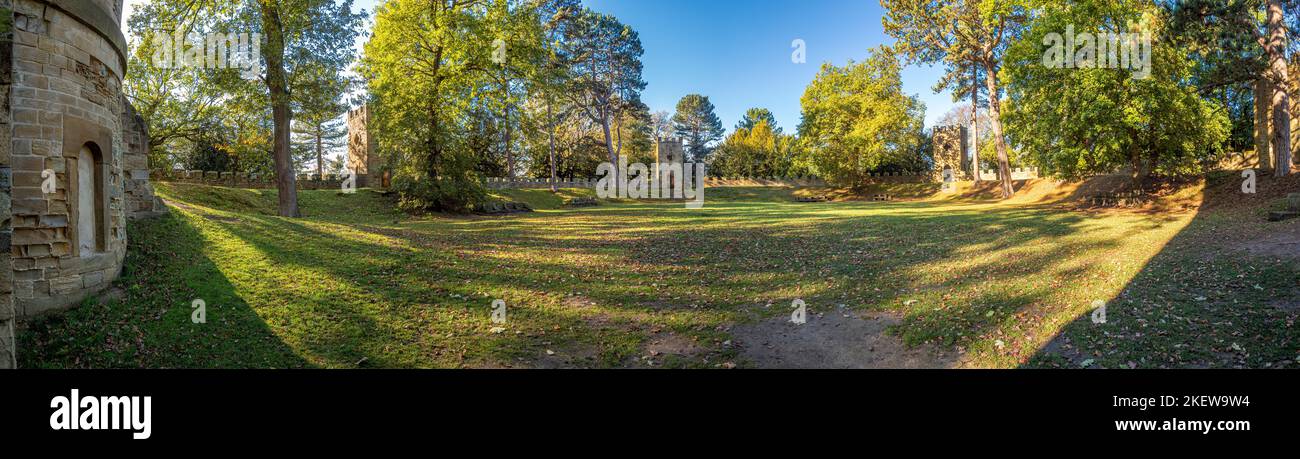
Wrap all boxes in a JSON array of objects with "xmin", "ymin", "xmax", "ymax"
[
  {"xmin": 484, "ymin": 0, "xmax": 568, "ymax": 181},
  {"xmin": 122, "ymin": 11, "xmax": 225, "ymax": 169},
  {"xmin": 797, "ymin": 48, "xmax": 927, "ymax": 186},
  {"xmin": 532, "ymin": 0, "xmax": 583, "ymax": 191},
  {"xmin": 141, "ymin": 0, "xmax": 364, "ymax": 216},
  {"xmin": 883, "ymin": 0, "xmax": 1030, "ymax": 198},
  {"xmin": 1003, "ymin": 0, "xmax": 1230, "ymax": 183},
  {"xmin": 736, "ymin": 107, "xmax": 781, "ymax": 134},
  {"xmin": 650, "ymin": 110, "xmax": 673, "ymax": 140},
  {"xmin": 950, "ymin": 65, "xmax": 988, "ymax": 181},
  {"xmin": 291, "ymin": 109, "xmax": 348, "ymax": 178},
  {"xmin": 556, "ymin": 9, "xmax": 646, "ymax": 194},
  {"xmin": 1265, "ymin": 0, "xmax": 1292, "ymax": 174},
  {"xmin": 291, "ymin": 64, "xmax": 352, "ymax": 178},
  {"xmin": 252, "ymin": 0, "xmax": 364, "ymax": 216},
  {"xmin": 363, "ymin": 0, "xmax": 495, "ymax": 211},
  {"xmin": 671, "ymin": 94, "xmax": 725, "ymax": 162},
  {"xmin": 1170, "ymin": 0, "xmax": 1294, "ymax": 175}
]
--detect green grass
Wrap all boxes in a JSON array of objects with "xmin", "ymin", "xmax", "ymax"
[
  {"xmin": 17, "ymin": 182, "xmax": 1300, "ymax": 368},
  {"xmin": 489, "ymin": 187, "xmax": 596, "ymax": 210}
]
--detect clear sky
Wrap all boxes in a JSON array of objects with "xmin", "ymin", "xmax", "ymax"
[
  {"xmin": 581, "ymin": 0, "xmax": 955, "ymax": 133},
  {"xmin": 123, "ymin": 0, "xmax": 958, "ymax": 139}
]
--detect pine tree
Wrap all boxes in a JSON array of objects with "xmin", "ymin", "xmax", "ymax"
[{"xmin": 671, "ymin": 94, "xmax": 725, "ymax": 162}]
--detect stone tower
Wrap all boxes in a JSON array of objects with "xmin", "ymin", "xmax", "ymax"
[
  {"xmin": 655, "ymin": 136, "xmax": 684, "ymax": 165},
  {"xmin": 0, "ymin": 0, "xmax": 164, "ymax": 368},
  {"xmin": 346, "ymin": 105, "xmax": 385, "ymax": 187},
  {"xmin": 932, "ymin": 125, "xmax": 970, "ymax": 182}
]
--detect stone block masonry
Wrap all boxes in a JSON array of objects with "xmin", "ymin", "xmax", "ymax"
[
  {"xmin": 1, "ymin": 0, "xmax": 17, "ymax": 368},
  {"xmin": 347, "ymin": 105, "xmax": 386, "ymax": 188},
  {"xmin": 0, "ymin": 0, "xmax": 164, "ymax": 367}
]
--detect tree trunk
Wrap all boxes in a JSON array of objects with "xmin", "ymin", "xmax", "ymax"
[
  {"xmin": 503, "ymin": 79, "xmax": 514, "ymax": 181},
  {"xmin": 1267, "ymin": 0, "xmax": 1292, "ymax": 176},
  {"xmin": 982, "ymin": 61, "xmax": 1014, "ymax": 198},
  {"xmin": 548, "ymin": 98, "xmax": 558, "ymax": 193},
  {"xmin": 315, "ymin": 128, "xmax": 324, "ymax": 179},
  {"xmin": 970, "ymin": 66, "xmax": 980, "ymax": 183},
  {"xmin": 615, "ymin": 110, "xmax": 624, "ymax": 157},
  {"xmin": 1130, "ymin": 144, "xmax": 1144, "ymax": 189},
  {"xmin": 1256, "ymin": 77, "xmax": 1273, "ymax": 170},
  {"xmin": 505, "ymin": 105, "xmax": 514, "ymax": 181},
  {"xmin": 601, "ymin": 109, "xmax": 618, "ymax": 195},
  {"xmin": 260, "ymin": 2, "xmax": 299, "ymax": 217},
  {"xmin": 427, "ymin": 47, "xmax": 443, "ymax": 181}
]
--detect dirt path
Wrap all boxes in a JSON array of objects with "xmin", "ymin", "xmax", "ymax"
[{"xmin": 731, "ymin": 309, "xmax": 963, "ymax": 369}]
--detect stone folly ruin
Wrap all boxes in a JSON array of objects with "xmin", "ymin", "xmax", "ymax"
[
  {"xmin": 656, "ymin": 136, "xmax": 684, "ymax": 165},
  {"xmin": 654, "ymin": 136, "xmax": 685, "ymax": 196},
  {"xmin": 932, "ymin": 125, "xmax": 970, "ymax": 183},
  {"xmin": 0, "ymin": 0, "xmax": 165, "ymax": 368},
  {"xmin": 346, "ymin": 105, "xmax": 387, "ymax": 188}
]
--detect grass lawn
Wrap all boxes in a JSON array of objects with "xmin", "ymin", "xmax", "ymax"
[{"xmin": 17, "ymin": 179, "xmax": 1300, "ymax": 368}]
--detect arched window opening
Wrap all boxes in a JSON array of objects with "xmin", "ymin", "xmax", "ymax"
[{"xmin": 76, "ymin": 143, "xmax": 105, "ymax": 257}]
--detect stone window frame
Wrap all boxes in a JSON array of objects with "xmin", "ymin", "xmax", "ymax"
[{"xmin": 62, "ymin": 117, "xmax": 112, "ymax": 258}]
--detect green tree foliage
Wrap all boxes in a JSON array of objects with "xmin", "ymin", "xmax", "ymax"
[
  {"xmin": 617, "ymin": 101, "xmax": 655, "ymax": 164},
  {"xmin": 128, "ymin": 0, "xmax": 364, "ymax": 217},
  {"xmin": 482, "ymin": 0, "xmax": 565, "ymax": 180},
  {"xmin": 364, "ymin": 0, "xmax": 597, "ymax": 210},
  {"xmin": 291, "ymin": 65, "xmax": 352, "ymax": 178},
  {"xmin": 883, "ymin": 0, "xmax": 1031, "ymax": 197},
  {"xmin": 710, "ymin": 120, "xmax": 796, "ymax": 178},
  {"xmin": 797, "ymin": 48, "xmax": 927, "ymax": 186},
  {"xmin": 122, "ymin": 17, "xmax": 224, "ymax": 170},
  {"xmin": 1169, "ymin": 0, "xmax": 1294, "ymax": 175},
  {"xmin": 362, "ymin": 0, "xmax": 493, "ymax": 212},
  {"xmin": 671, "ymin": 94, "xmax": 725, "ymax": 162},
  {"xmin": 530, "ymin": 0, "xmax": 582, "ymax": 190},
  {"xmin": 1003, "ymin": 0, "xmax": 1230, "ymax": 182},
  {"xmin": 735, "ymin": 107, "xmax": 781, "ymax": 134},
  {"xmin": 555, "ymin": 8, "xmax": 646, "ymax": 193},
  {"xmin": 523, "ymin": 113, "xmax": 608, "ymax": 179}
]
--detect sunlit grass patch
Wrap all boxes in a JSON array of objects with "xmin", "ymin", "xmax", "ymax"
[{"xmin": 17, "ymin": 184, "xmax": 1298, "ymax": 368}]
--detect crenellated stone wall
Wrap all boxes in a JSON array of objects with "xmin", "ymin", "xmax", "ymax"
[
  {"xmin": 5, "ymin": 0, "xmax": 161, "ymax": 325},
  {"xmin": 152, "ymin": 169, "xmax": 349, "ymax": 190}
]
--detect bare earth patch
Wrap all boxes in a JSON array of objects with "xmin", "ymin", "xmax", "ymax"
[
  {"xmin": 1236, "ymin": 222, "xmax": 1300, "ymax": 259},
  {"xmin": 732, "ymin": 310, "xmax": 963, "ymax": 369},
  {"xmin": 644, "ymin": 333, "xmax": 701, "ymax": 357}
]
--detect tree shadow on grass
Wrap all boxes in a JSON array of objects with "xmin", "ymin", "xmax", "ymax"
[
  {"xmin": 1024, "ymin": 174, "xmax": 1300, "ymax": 369},
  {"xmin": 96, "ymin": 184, "xmax": 1249, "ymax": 368},
  {"xmin": 302, "ymin": 198, "xmax": 1148, "ymax": 367},
  {"xmin": 17, "ymin": 211, "xmax": 312, "ymax": 368},
  {"xmin": 199, "ymin": 212, "xmax": 681, "ymax": 367}
]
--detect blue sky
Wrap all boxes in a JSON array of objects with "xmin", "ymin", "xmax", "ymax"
[
  {"xmin": 123, "ymin": 0, "xmax": 957, "ymax": 140},
  {"xmin": 341, "ymin": 0, "xmax": 957, "ymax": 132},
  {"xmin": 581, "ymin": 0, "xmax": 955, "ymax": 133}
]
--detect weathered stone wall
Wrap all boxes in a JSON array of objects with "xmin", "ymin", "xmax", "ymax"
[
  {"xmin": 7, "ymin": 0, "xmax": 154, "ymax": 318},
  {"xmin": 122, "ymin": 99, "xmax": 163, "ymax": 217},
  {"xmin": 1, "ymin": 0, "xmax": 18, "ymax": 368},
  {"xmin": 346, "ymin": 105, "xmax": 384, "ymax": 187},
  {"xmin": 932, "ymin": 125, "xmax": 969, "ymax": 182},
  {"xmin": 152, "ymin": 169, "xmax": 348, "ymax": 190},
  {"xmin": 655, "ymin": 137, "xmax": 683, "ymax": 164}
]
